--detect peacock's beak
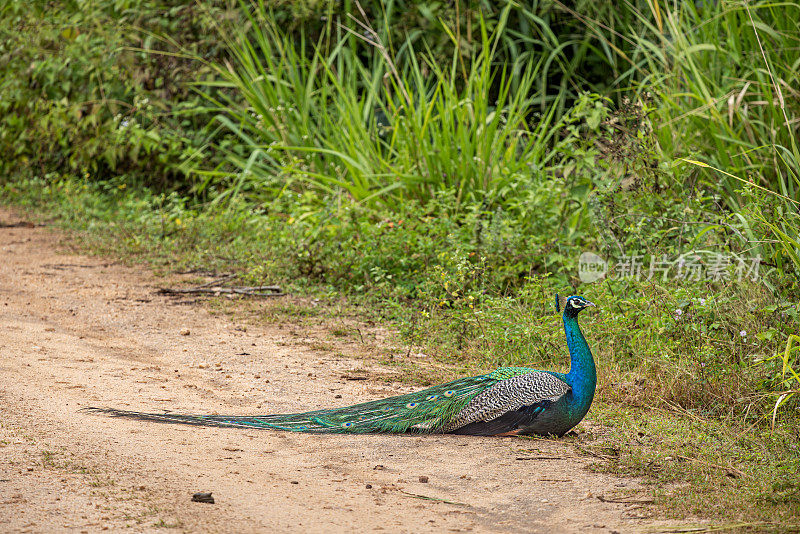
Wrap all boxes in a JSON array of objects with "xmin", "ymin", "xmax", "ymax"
[{"xmin": 584, "ymin": 300, "xmax": 596, "ymax": 307}]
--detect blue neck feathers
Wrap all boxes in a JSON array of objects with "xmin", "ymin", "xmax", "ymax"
[{"xmin": 563, "ymin": 314, "xmax": 597, "ymax": 418}]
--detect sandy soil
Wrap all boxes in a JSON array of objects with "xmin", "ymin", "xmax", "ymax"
[{"xmin": 0, "ymin": 207, "xmax": 657, "ymax": 533}]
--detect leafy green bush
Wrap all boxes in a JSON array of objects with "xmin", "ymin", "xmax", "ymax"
[{"xmin": 0, "ymin": 0, "xmax": 228, "ymax": 188}]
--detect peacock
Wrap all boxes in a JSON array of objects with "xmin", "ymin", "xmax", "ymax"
[{"xmin": 88, "ymin": 295, "xmax": 596, "ymax": 437}]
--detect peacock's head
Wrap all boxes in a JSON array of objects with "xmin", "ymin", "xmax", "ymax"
[{"xmin": 561, "ymin": 295, "xmax": 595, "ymax": 318}]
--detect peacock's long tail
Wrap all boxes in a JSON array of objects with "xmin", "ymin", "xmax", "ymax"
[
  {"xmin": 85, "ymin": 372, "xmax": 518, "ymax": 434},
  {"xmin": 86, "ymin": 297, "xmax": 597, "ymax": 437}
]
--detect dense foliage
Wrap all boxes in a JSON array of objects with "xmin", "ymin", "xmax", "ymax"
[{"xmin": 0, "ymin": 0, "xmax": 234, "ymax": 189}]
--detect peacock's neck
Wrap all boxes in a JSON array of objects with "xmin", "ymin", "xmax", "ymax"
[{"xmin": 563, "ymin": 314, "xmax": 597, "ymax": 418}]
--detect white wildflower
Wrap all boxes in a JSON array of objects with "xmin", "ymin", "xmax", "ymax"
[{"xmin": 740, "ymin": 330, "xmax": 747, "ymax": 338}]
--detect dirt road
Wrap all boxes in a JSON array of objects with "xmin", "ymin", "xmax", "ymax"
[{"xmin": 0, "ymin": 207, "xmax": 655, "ymax": 533}]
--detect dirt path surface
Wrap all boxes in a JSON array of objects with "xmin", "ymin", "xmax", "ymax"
[{"xmin": 0, "ymin": 208, "xmax": 656, "ymax": 533}]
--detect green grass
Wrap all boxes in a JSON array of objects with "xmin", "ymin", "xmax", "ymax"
[
  {"xmin": 586, "ymin": 406, "xmax": 800, "ymax": 526},
  {"xmin": 192, "ymin": 1, "xmax": 574, "ymax": 216}
]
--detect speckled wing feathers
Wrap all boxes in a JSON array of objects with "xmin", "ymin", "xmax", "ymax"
[{"xmin": 442, "ymin": 371, "xmax": 569, "ymax": 432}]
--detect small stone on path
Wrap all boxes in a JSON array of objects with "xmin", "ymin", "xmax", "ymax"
[{"xmin": 191, "ymin": 492, "xmax": 214, "ymax": 504}]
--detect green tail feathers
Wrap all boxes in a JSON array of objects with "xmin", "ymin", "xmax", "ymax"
[
  {"xmin": 86, "ymin": 298, "xmax": 598, "ymax": 437},
  {"xmin": 86, "ymin": 371, "xmax": 523, "ymax": 433}
]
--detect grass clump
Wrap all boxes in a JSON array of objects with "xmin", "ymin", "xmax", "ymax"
[{"xmin": 196, "ymin": 2, "xmax": 573, "ymax": 215}]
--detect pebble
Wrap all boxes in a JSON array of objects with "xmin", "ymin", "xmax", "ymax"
[{"xmin": 191, "ymin": 492, "xmax": 214, "ymax": 504}]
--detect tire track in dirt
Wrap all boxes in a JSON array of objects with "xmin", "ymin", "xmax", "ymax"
[{"xmin": 0, "ymin": 208, "xmax": 654, "ymax": 533}]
